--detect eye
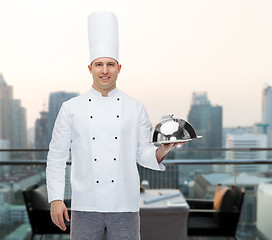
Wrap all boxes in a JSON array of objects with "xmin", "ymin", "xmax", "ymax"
[
  {"xmin": 108, "ymin": 63, "xmax": 115, "ymax": 66},
  {"xmin": 95, "ymin": 63, "xmax": 102, "ymax": 66}
]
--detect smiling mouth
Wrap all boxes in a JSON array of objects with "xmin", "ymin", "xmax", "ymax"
[{"xmin": 100, "ymin": 76, "xmax": 110, "ymax": 81}]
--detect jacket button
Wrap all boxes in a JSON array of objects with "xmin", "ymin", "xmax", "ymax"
[
  {"xmin": 117, "ymin": 115, "xmax": 119, "ymax": 118},
  {"xmin": 94, "ymin": 158, "xmax": 97, "ymax": 161},
  {"xmin": 113, "ymin": 158, "xmax": 116, "ymax": 161},
  {"xmin": 93, "ymin": 137, "xmax": 95, "ymax": 140},
  {"xmin": 117, "ymin": 98, "xmax": 120, "ymax": 101},
  {"xmin": 90, "ymin": 116, "xmax": 93, "ymax": 118},
  {"xmin": 111, "ymin": 180, "xmax": 114, "ymax": 183},
  {"xmin": 115, "ymin": 137, "xmax": 118, "ymax": 140},
  {"xmin": 89, "ymin": 99, "xmax": 91, "ymax": 101},
  {"xmin": 96, "ymin": 180, "xmax": 99, "ymax": 183}
]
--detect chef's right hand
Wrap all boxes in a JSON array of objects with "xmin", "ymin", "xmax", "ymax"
[{"xmin": 50, "ymin": 200, "xmax": 70, "ymax": 231}]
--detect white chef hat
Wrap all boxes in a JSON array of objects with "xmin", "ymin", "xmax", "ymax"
[{"xmin": 88, "ymin": 11, "xmax": 119, "ymax": 64}]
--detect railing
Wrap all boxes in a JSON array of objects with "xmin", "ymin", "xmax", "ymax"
[{"xmin": 1, "ymin": 148, "xmax": 272, "ymax": 165}]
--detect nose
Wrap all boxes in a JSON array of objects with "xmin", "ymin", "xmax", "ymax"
[{"xmin": 102, "ymin": 64, "xmax": 108, "ymax": 74}]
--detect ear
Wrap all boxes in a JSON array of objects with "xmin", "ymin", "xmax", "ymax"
[
  {"xmin": 88, "ymin": 65, "xmax": 92, "ymax": 73},
  {"xmin": 118, "ymin": 64, "xmax": 122, "ymax": 74}
]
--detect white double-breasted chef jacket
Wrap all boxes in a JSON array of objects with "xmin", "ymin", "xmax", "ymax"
[{"xmin": 46, "ymin": 87, "xmax": 165, "ymax": 212}]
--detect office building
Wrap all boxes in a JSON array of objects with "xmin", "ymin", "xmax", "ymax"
[
  {"xmin": 8, "ymin": 205, "xmax": 29, "ymax": 223},
  {"xmin": 226, "ymin": 134, "xmax": 268, "ymax": 173},
  {"xmin": 254, "ymin": 123, "xmax": 270, "ymax": 135},
  {"xmin": 0, "ymin": 187, "xmax": 13, "ymax": 205},
  {"xmin": 9, "ymin": 99, "xmax": 27, "ymax": 150},
  {"xmin": 0, "ymin": 139, "xmax": 10, "ymax": 174},
  {"xmin": 0, "ymin": 74, "xmax": 27, "ymax": 154},
  {"xmin": 0, "ymin": 74, "xmax": 12, "ymax": 141},
  {"xmin": 262, "ymin": 84, "xmax": 272, "ymax": 126},
  {"xmin": 47, "ymin": 91, "xmax": 78, "ymax": 144},
  {"xmin": 254, "ymin": 122, "xmax": 272, "ymax": 159},
  {"xmin": 0, "ymin": 171, "xmax": 42, "ymax": 192},
  {"xmin": 0, "ymin": 204, "xmax": 28, "ymax": 225},
  {"xmin": 223, "ymin": 126, "xmax": 253, "ymax": 147},
  {"xmin": 261, "ymin": 85, "xmax": 272, "ymax": 157},
  {"xmin": 0, "ymin": 204, "xmax": 9, "ymax": 225},
  {"xmin": 138, "ymin": 164, "xmax": 179, "ymax": 189},
  {"xmin": 64, "ymin": 165, "xmax": 72, "ymax": 199},
  {"xmin": 34, "ymin": 111, "xmax": 48, "ymax": 160},
  {"xmin": 0, "ymin": 140, "xmax": 10, "ymax": 161},
  {"xmin": 187, "ymin": 92, "xmax": 223, "ymax": 159}
]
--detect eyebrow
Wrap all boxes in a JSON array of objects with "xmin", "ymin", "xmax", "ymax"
[{"xmin": 94, "ymin": 61, "xmax": 116, "ymax": 64}]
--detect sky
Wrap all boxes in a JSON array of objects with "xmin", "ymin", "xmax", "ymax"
[{"xmin": 0, "ymin": 0, "xmax": 272, "ymax": 129}]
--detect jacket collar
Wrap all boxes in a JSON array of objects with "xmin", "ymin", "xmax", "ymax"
[{"xmin": 90, "ymin": 86, "xmax": 119, "ymax": 97}]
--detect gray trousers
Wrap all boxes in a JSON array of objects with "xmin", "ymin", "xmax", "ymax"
[{"xmin": 70, "ymin": 211, "xmax": 140, "ymax": 240}]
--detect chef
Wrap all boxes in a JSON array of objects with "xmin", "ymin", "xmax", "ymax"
[{"xmin": 46, "ymin": 11, "xmax": 182, "ymax": 240}]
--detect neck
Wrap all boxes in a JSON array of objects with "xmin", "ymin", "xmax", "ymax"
[{"xmin": 92, "ymin": 84, "xmax": 116, "ymax": 97}]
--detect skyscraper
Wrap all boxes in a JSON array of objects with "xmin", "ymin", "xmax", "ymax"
[
  {"xmin": 262, "ymin": 84, "xmax": 272, "ymax": 149},
  {"xmin": 34, "ymin": 111, "xmax": 48, "ymax": 160},
  {"xmin": 262, "ymin": 84, "xmax": 272, "ymax": 124},
  {"xmin": 226, "ymin": 134, "xmax": 267, "ymax": 174},
  {"xmin": 187, "ymin": 92, "xmax": 223, "ymax": 159},
  {"xmin": 47, "ymin": 91, "xmax": 79, "ymax": 144},
  {"xmin": 0, "ymin": 73, "xmax": 12, "ymax": 141},
  {"xmin": 0, "ymin": 74, "xmax": 27, "ymax": 154},
  {"xmin": 9, "ymin": 99, "xmax": 27, "ymax": 150}
]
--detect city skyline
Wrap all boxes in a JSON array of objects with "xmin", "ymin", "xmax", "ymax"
[
  {"xmin": 1, "ymin": 73, "xmax": 271, "ymax": 130},
  {"xmin": 0, "ymin": 0, "xmax": 272, "ymax": 128}
]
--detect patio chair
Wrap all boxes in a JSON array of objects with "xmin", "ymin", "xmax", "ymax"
[
  {"xmin": 22, "ymin": 184, "xmax": 70, "ymax": 240},
  {"xmin": 187, "ymin": 184, "xmax": 244, "ymax": 240}
]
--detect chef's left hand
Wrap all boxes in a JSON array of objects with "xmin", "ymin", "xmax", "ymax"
[{"xmin": 156, "ymin": 142, "xmax": 186, "ymax": 163}]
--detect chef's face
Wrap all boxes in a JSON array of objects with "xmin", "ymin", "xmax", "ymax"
[{"xmin": 88, "ymin": 57, "xmax": 121, "ymax": 95}]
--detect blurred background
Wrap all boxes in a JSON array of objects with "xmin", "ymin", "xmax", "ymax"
[{"xmin": 0, "ymin": 0, "xmax": 272, "ymax": 239}]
